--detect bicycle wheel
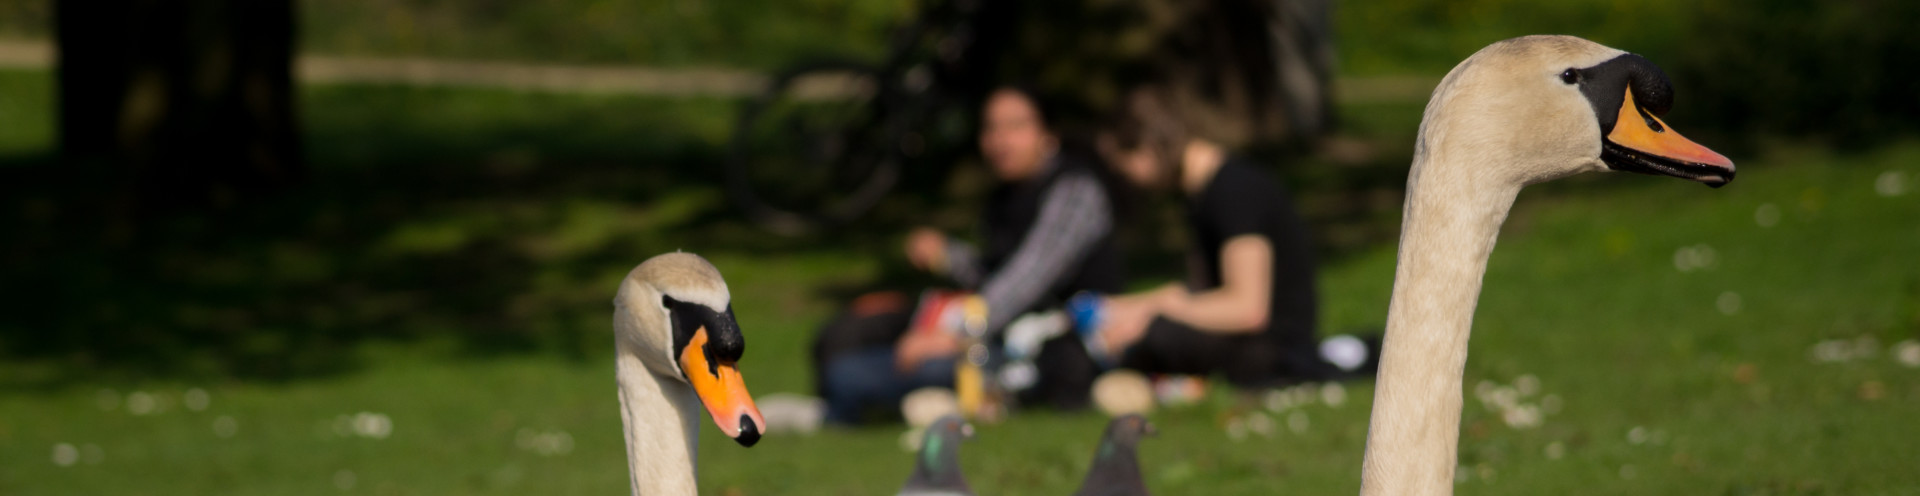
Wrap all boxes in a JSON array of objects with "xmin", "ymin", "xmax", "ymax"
[{"xmin": 727, "ymin": 60, "xmax": 901, "ymax": 235}]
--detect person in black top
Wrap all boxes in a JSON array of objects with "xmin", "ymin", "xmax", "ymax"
[
  {"xmin": 811, "ymin": 87, "xmax": 1126, "ymax": 424},
  {"xmin": 1091, "ymin": 88, "xmax": 1340, "ymax": 388}
]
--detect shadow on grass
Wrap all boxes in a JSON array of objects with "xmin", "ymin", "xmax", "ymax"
[
  {"xmin": 0, "ymin": 83, "xmax": 1456, "ymax": 388},
  {"xmin": 0, "ymin": 84, "xmax": 931, "ymax": 388}
]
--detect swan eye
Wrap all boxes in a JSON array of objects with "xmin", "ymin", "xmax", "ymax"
[{"xmin": 1559, "ymin": 69, "xmax": 1580, "ymax": 85}]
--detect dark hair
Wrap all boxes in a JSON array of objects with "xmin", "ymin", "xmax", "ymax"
[
  {"xmin": 1107, "ymin": 86, "xmax": 1190, "ymax": 181},
  {"xmin": 986, "ymin": 85, "xmax": 1057, "ymax": 131}
]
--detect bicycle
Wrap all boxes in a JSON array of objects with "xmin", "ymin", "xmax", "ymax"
[
  {"xmin": 726, "ymin": 0, "xmax": 1336, "ymax": 235},
  {"xmin": 725, "ymin": 0, "xmax": 995, "ymax": 236}
]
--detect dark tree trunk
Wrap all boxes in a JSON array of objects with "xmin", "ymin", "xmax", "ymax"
[{"xmin": 56, "ymin": 0, "xmax": 302, "ymax": 210}]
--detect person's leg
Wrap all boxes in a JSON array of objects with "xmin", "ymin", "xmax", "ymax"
[
  {"xmin": 1120, "ymin": 317, "xmax": 1231, "ymax": 375},
  {"xmin": 822, "ymin": 348, "xmax": 905, "ymax": 425},
  {"xmin": 902, "ymin": 355, "xmax": 958, "ymax": 391},
  {"xmin": 810, "ymin": 301, "xmax": 911, "ymax": 399},
  {"xmin": 1022, "ymin": 333, "xmax": 1100, "ymax": 410},
  {"xmin": 1271, "ymin": 334, "xmax": 1341, "ymax": 383},
  {"xmin": 823, "ymin": 347, "xmax": 959, "ymax": 425},
  {"xmin": 1120, "ymin": 317, "xmax": 1283, "ymax": 387}
]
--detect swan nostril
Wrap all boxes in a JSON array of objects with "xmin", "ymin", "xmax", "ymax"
[{"xmin": 734, "ymin": 415, "xmax": 761, "ymax": 447}]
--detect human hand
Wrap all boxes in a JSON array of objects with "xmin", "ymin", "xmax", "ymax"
[
  {"xmin": 904, "ymin": 228, "xmax": 948, "ymax": 273},
  {"xmin": 1097, "ymin": 296, "xmax": 1158, "ymax": 357},
  {"xmin": 894, "ymin": 329, "xmax": 961, "ymax": 373}
]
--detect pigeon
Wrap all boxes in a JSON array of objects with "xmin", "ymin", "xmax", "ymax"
[
  {"xmin": 899, "ymin": 415, "xmax": 976, "ymax": 496},
  {"xmin": 1072, "ymin": 414, "xmax": 1156, "ymax": 496}
]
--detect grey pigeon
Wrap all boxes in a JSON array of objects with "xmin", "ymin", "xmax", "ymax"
[
  {"xmin": 1072, "ymin": 414, "xmax": 1156, "ymax": 496},
  {"xmin": 898, "ymin": 415, "xmax": 975, "ymax": 496}
]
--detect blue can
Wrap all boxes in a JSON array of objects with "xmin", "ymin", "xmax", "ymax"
[{"xmin": 1067, "ymin": 292, "xmax": 1114, "ymax": 367}]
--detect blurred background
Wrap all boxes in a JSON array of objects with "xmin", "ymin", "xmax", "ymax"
[{"xmin": 1, "ymin": 0, "xmax": 1916, "ymax": 494}]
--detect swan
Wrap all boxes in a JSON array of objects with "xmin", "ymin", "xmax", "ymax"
[
  {"xmin": 612, "ymin": 252, "xmax": 767, "ymax": 495},
  {"xmin": 1359, "ymin": 35, "xmax": 1734, "ymax": 495}
]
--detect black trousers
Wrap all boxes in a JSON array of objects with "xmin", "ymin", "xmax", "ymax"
[{"xmin": 1119, "ymin": 317, "xmax": 1338, "ymax": 388}]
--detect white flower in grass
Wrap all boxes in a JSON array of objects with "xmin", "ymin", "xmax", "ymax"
[
  {"xmin": 1320, "ymin": 382, "xmax": 1347, "ymax": 407},
  {"xmin": 1285, "ymin": 386, "xmax": 1316, "ymax": 410},
  {"xmin": 516, "ymin": 428, "xmax": 575, "ymax": 456},
  {"xmin": 213, "ymin": 416, "xmax": 239, "ymax": 438},
  {"xmin": 538, "ymin": 431, "xmax": 574, "ymax": 456},
  {"xmin": 352, "ymin": 412, "xmax": 392, "ymax": 439},
  {"xmin": 1894, "ymin": 340, "xmax": 1920, "ymax": 368},
  {"xmin": 183, "ymin": 388, "xmax": 210, "ymax": 412},
  {"xmin": 1224, "ymin": 416, "xmax": 1249, "ymax": 442},
  {"xmin": 1876, "ymin": 170, "xmax": 1908, "ymax": 197},
  {"xmin": 127, "ymin": 391, "xmax": 157, "ymax": 416},
  {"xmin": 1673, "ymin": 244, "xmax": 1717, "ymax": 272},
  {"xmin": 1810, "ymin": 339, "xmax": 1851, "ymax": 363},
  {"xmin": 1486, "ymin": 387, "xmax": 1519, "ymax": 411},
  {"xmin": 1514, "ymin": 375, "xmax": 1540, "ymax": 397},
  {"xmin": 1544, "ymin": 441, "xmax": 1566, "ymax": 460},
  {"xmin": 1246, "ymin": 412, "xmax": 1274, "ymax": 438},
  {"xmin": 1628, "ymin": 426, "xmax": 1649, "ymax": 445},
  {"xmin": 1473, "ymin": 380, "xmax": 1497, "ymax": 405},
  {"xmin": 1501, "ymin": 404, "xmax": 1542, "ymax": 429},
  {"xmin": 51, "ymin": 443, "xmax": 78, "ymax": 467},
  {"xmin": 333, "ymin": 469, "xmax": 357, "ymax": 490},
  {"xmin": 1753, "ymin": 203, "xmax": 1781, "ymax": 228},
  {"xmin": 1264, "ymin": 389, "xmax": 1293, "ymax": 412},
  {"xmin": 1287, "ymin": 411, "xmax": 1310, "ymax": 434},
  {"xmin": 1716, "ymin": 291, "xmax": 1742, "ymax": 316},
  {"xmin": 1809, "ymin": 336, "xmax": 1879, "ymax": 363}
]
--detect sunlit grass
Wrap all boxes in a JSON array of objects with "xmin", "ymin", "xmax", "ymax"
[{"xmin": 4, "ymin": 143, "xmax": 1916, "ymax": 494}]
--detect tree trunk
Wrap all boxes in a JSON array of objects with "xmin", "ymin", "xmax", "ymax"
[{"xmin": 56, "ymin": 0, "xmax": 302, "ymax": 210}]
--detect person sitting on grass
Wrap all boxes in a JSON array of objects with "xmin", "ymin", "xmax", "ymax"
[
  {"xmin": 810, "ymin": 86, "xmax": 1127, "ymax": 425},
  {"xmin": 1088, "ymin": 88, "xmax": 1349, "ymax": 393}
]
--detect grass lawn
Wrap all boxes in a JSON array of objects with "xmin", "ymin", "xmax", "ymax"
[
  {"xmin": 3, "ymin": 77, "xmax": 1917, "ymax": 493},
  {"xmin": 0, "ymin": 0, "xmax": 1913, "ymax": 492}
]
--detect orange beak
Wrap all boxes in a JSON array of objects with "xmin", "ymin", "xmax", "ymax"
[
  {"xmin": 679, "ymin": 328, "xmax": 765, "ymax": 446},
  {"xmin": 1603, "ymin": 88, "xmax": 1735, "ymax": 185}
]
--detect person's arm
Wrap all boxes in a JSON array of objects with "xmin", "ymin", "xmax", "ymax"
[
  {"xmin": 975, "ymin": 172, "xmax": 1113, "ymax": 332},
  {"xmin": 1094, "ymin": 234, "xmax": 1271, "ymax": 354},
  {"xmin": 905, "ymin": 227, "xmax": 985, "ymax": 288},
  {"xmin": 1152, "ymin": 234, "xmax": 1272, "ymax": 333},
  {"xmin": 943, "ymin": 238, "xmax": 985, "ymax": 289}
]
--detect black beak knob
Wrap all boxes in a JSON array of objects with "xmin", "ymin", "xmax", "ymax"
[{"xmin": 735, "ymin": 415, "xmax": 761, "ymax": 447}]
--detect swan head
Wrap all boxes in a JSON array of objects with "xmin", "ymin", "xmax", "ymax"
[
  {"xmin": 615, "ymin": 252, "xmax": 765, "ymax": 447},
  {"xmin": 1422, "ymin": 35, "xmax": 1734, "ymax": 187}
]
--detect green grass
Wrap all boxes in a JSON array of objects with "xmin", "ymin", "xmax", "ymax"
[
  {"xmin": 0, "ymin": 0, "xmax": 1703, "ymax": 76},
  {"xmin": 4, "ymin": 129, "xmax": 1917, "ymax": 493},
  {"xmin": 0, "ymin": 69, "xmax": 52, "ymax": 157},
  {"xmin": 0, "ymin": 1, "xmax": 1913, "ymax": 493}
]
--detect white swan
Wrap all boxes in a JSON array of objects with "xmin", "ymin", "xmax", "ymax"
[
  {"xmin": 1359, "ymin": 35, "xmax": 1734, "ymax": 495},
  {"xmin": 612, "ymin": 252, "xmax": 767, "ymax": 495}
]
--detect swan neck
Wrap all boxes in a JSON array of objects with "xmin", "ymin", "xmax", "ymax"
[
  {"xmin": 1360, "ymin": 152, "xmax": 1520, "ymax": 496},
  {"xmin": 616, "ymin": 339, "xmax": 703, "ymax": 496}
]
